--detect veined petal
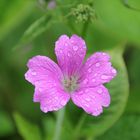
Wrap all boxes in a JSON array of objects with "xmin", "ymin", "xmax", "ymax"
[
  {"xmin": 25, "ymin": 55, "xmax": 63, "ymax": 86},
  {"xmin": 79, "ymin": 52, "xmax": 117, "ymax": 88},
  {"xmin": 40, "ymin": 88, "xmax": 70, "ymax": 113},
  {"xmin": 71, "ymin": 85, "xmax": 110, "ymax": 116},
  {"xmin": 55, "ymin": 34, "xmax": 86, "ymax": 76},
  {"xmin": 25, "ymin": 55, "xmax": 66, "ymax": 103}
]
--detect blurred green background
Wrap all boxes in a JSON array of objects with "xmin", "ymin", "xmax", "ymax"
[{"xmin": 0, "ymin": 0, "xmax": 140, "ymax": 140}]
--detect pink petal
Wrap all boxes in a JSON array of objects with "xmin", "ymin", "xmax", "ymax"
[
  {"xmin": 71, "ymin": 85, "xmax": 110, "ymax": 116},
  {"xmin": 25, "ymin": 55, "xmax": 63, "ymax": 86},
  {"xmin": 40, "ymin": 88, "xmax": 70, "ymax": 113},
  {"xmin": 25, "ymin": 55, "xmax": 64, "ymax": 102},
  {"xmin": 79, "ymin": 52, "xmax": 117, "ymax": 88},
  {"xmin": 55, "ymin": 34, "xmax": 86, "ymax": 76}
]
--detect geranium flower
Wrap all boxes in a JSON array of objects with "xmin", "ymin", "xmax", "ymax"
[{"xmin": 25, "ymin": 35, "xmax": 117, "ymax": 116}]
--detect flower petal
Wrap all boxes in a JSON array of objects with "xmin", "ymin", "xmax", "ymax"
[
  {"xmin": 25, "ymin": 55, "xmax": 63, "ymax": 86},
  {"xmin": 55, "ymin": 34, "xmax": 86, "ymax": 76},
  {"xmin": 40, "ymin": 87, "xmax": 70, "ymax": 113},
  {"xmin": 79, "ymin": 52, "xmax": 117, "ymax": 88},
  {"xmin": 71, "ymin": 85, "xmax": 110, "ymax": 116}
]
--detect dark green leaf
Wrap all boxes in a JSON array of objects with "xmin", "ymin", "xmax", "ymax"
[
  {"xmin": 97, "ymin": 115, "xmax": 140, "ymax": 140},
  {"xmin": 94, "ymin": 0, "xmax": 140, "ymax": 45}
]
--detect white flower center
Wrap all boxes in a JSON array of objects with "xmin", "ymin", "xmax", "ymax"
[{"xmin": 62, "ymin": 76, "xmax": 79, "ymax": 93}]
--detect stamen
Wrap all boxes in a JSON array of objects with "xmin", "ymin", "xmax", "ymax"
[{"xmin": 62, "ymin": 76, "xmax": 78, "ymax": 93}]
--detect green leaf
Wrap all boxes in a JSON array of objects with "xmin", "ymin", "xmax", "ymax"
[
  {"xmin": 14, "ymin": 14, "xmax": 52, "ymax": 49},
  {"xmin": 0, "ymin": 111, "xmax": 15, "ymax": 136},
  {"xmin": 94, "ymin": 0, "xmax": 140, "ymax": 45},
  {"xmin": 97, "ymin": 115, "xmax": 140, "ymax": 140},
  {"xmin": 13, "ymin": 112, "xmax": 42, "ymax": 140},
  {"xmin": 123, "ymin": 0, "xmax": 140, "ymax": 11},
  {"xmin": 71, "ymin": 46, "xmax": 129, "ymax": 139},
  {"xmin": 0, "ymin": 0, "xmax": 34, "ymax": 40}
]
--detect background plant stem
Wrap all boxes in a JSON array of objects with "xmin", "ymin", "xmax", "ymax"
[{"xmin": 53, "ymin": 107, "xmax": 65, "ymax": 140}]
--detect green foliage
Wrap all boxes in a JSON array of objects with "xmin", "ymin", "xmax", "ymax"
[
  {"xmin": 0, "ymin": 111, "xmax": 15, "ymax": 137},
  {"xmin": 97, "ymin": 115, "xmax": 140, "ymax": 140},
  {"xmin": 0, "ymin": 0, "xmax": 34, "ymax": 41},
  {"xmin": 94, "ymin": 0, "xmax": 140, "ymax": 46},
  {"xmin": 13, "ymin": 112, "xmax": 42, "ymax": 140},
  {"xmin": 123, "ymin": 0, "xmax": 140, "ymax": 11},
  {"xmin": 15, "ymin": 14, "xmax": 53, "ymax": 49}
]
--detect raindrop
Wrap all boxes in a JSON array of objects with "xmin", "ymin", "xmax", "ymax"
[
  {"xmin": 85, "ymin": 97, "xmax": 91, "ymax": 101},
  {"xmin": 112, "ymin": 69, "xmax": 117, "ymax": 74},
  {"xmin": 97, "ymin": 89, "xmax": 102, "ymax": 94},
  {"xmin": 95, "ymin": 62, "xmax": 100, "ymax": 67},
  {"xmin": 73, "ymin": 46, "xmax": 78, "ymax": 51},
  {"xmin": 32, "ymin": 71, "xmax": 36, "ymax": 75},
  {"xmin": 92, "ymin": 79, "xmax": 95, "ymax": 82},
  {"xmin": 101, "ymin": 75, "xmax": 108, "ymax": 80},
  {"xmin": 83, "ymin": 79, "xmax": 88, "ymax": 84},
  {"xmin": 88, "ymin": 68, "xmax": 92, "ymax": 73},
  {"xmin": 60, "ymin": 99, "xmax": 66, "ymax": 106},
  {"xmin": 85, "ymin": 103, "xmax": 89, "ymax": 107}
]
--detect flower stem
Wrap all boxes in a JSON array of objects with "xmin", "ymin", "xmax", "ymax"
[{"xmin": 53, "ymin": 107, "xmax": 65, "ymax": 140}]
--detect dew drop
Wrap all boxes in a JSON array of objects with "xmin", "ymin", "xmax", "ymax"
[
  {"xmin": 39, "ymin": 88, "xmax": 42, "ymax": 92},
  {"xmin": 102, "ymin": 52, "xmax": 106, "ymax": 55},
  {"xmin": 88, "ymin": 68, "xmax": 92, "ymax": 73},
  {"xmin": 32, "ymin": 71, "xmax": 36, "ymax": 75},
  {"xmin": 67, "ymin": 52, "xmax": 71, "ymax": 57},
  {"xmin": 97, "ymin": 89, "xmax": 102, "ymax": 94},
  {"xmin": 83, "ymin": 79, "xmax": 88, "ymax": 84},
  {"xmin": 95, "ymin": 62, "xmax": 100, "ymax": 67},
  {"xmin": 73, "ymin": 46, "xmax": 78, "ymax": 51},
  {"xmin": 92, "ymin": 79, "xmax": 95, "ymax": 82},
  {"xmin": 65, "ymin": 43, "xmax": 68, "ymax": 46},
  {"xmin": 112, "ymin": 69, "xmax": 117, "ymax": 74},
  {"xmin": 59, "ymin": 50, "xmax": 63, "ymax": 53},
  {"xmin": 85, "ymin": 97, "xmax": 91, "ymax": 101},
  {"xmin": 85, "ymin": 103, "xmax": 89, "ymax": 107},
  {"xmin": 60, "ymin": 99, "xmax": 66, "ymax": 106},
  {"xmin": 101, "ymin": 75, "xmax": 108, "ymax": 80}
]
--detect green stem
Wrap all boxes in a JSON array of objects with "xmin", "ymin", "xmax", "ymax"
[
  {"xmin": 81, "ymin": 21, "xmax": 89, "ymax": 38},
  {"xmin": 53, "ymin": 108, "xmax": 65, "ymax": 140},
  {"xmin": 73, "ymin": 113, "xmax": 87, "ymax": 140}
]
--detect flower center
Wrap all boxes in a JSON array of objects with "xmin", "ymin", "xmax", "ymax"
[{"xmin": 62, "ymin": 76, "xmax": 79, "ymax": 93}]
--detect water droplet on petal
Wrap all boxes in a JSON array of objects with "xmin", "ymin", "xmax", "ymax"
[
  {"xmin": 83, "ymin": 79, "xmax": 88, "ymax": 84},
  {"xmin": 85, "ymin": 97, "xmax": 91, "ymax": 101},
  {"xmin": 85, "ymin": 103, "xmax": 89, "ymax": 107},
  {"xmin": 95, "ymin": 62, "xmax": 100, "ymax": 67},
  {"xmin": 97, "ymin": 89, "xmax": 102, "ymax": 94},
  {"xmin": 39, "ymin": 88, "xmax": 42, "ymax": 92},
  {"xmin": 101, "ymin": 75, "xmax": 108, "ymax": 80},
  {"xmin": 60, "ymin": 50, "xmax": 63, "ymax": 53},
  {"xmin": 92, "ymin": 79, "xmax": 95, "ymax": 82},
  {"xmin": 112, "ymin": 69, "xmax": 117, "ymax": 74},
  {"xmin": 102, "ymin": 52, "xmax": 106, "ymax": 55},
  {"xmin": 73, "ymin": 46, "xmax": 78, "ymax": 51},
  {"xmin": 32, "ymin": 71, "xmax": 36, "ymax": 75},
  {"xmin": 88, "ymin": 68, "xmax": 92, "ymax": 73},
  {"xmin": 60, "ymin": 99, "xmax": 66, "ymax": 106},
  {"xmin": 65, "ymin": 43, "xmax": 68, "ymax": 46},
  {"xmin": 67, "ymin": 52, "xmax": 71, "ymax": 57}
]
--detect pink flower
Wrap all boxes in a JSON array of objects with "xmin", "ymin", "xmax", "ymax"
[{"xmin": 25, "ymin": 35, "xmax": 117, "ymax": 116}]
